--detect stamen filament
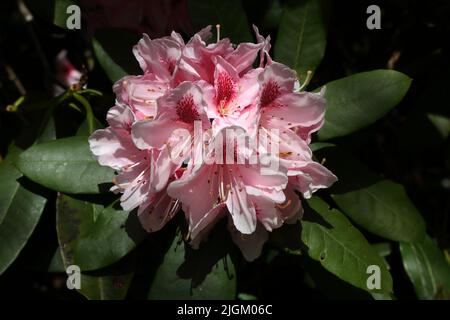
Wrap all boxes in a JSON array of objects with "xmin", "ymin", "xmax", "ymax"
[
  {"xmin": 298, "ymin": 70, "xmax": 313, "ymax": 91},
  {"xmin": 216, "ymin": 24, "xmax": 221, "ymax": 43}
]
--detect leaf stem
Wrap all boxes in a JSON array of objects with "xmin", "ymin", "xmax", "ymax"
[{"xmin": 73, "ymin": 93, "xmax": 95, "ymax": 134}]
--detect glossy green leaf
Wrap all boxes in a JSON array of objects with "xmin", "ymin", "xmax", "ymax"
[
  {"xmin": 77, "ymin": 273, "xmax": 134, "ymax": 300},
  {"xmin": 275, "ymin": 0, "xmax": 330, "ymax": 81},
  {"xmin": 316, "ymin": 146, "xmax": 426, "ymax": 242},
  {"xmin": 301, "ymin": 197, "xmax": 393, "ymax": 293},
  {"xmin": 0, "ymin": 148, "xmax": 47, "ymax": 275},
  {"xmin": 53, "ymin": 0, "xmax": 77, "ymax": 28},
  {"xmin": 36, "ymin": 115, "xmax": 56, "ymax": 144},
  {"xmin": 371, "ymin": 292, "xmax": 395, "ymax": 300},
  {"xmin": 318, "ymin": 70, "xmax": 412, "ymax": 140},
  {"xmin": 373, "ymin": 243, "xmax": 392, "ymax": 259},
  {"xmin": 148, "ymin": 231, "xmax": 236, "ymax": 299},
  {"xmin": 26, "ymin": 0, "xmax": 77, "ymax": 29},
  {"xmin": 93, "ymin": 29, "xmax": 140, "ymax": 83},
  {"xmin": 427, "ymin": 113, "xmax": 450, "ymax": 139},
  {"xmin": 400, "ymin": 235, "xmax": 450, "ymax": 299},
  {"xmin": 238, "ymin": 293, "xmax": 258, "ymax": 300},
  {"xmin": 56, "ymin": 194, "xmax": 146, "ymax": 271},
  {"xmin": 187, "ymin": 0, "xmax": 252, "ymax": 43},
  {"xmin": 372, "ymin": 243, "xmax": 392, "ymax": 272},
  {"xmin": 56, "ymin": 194, "xmax": 136, "ymax": 299},
  {"xmin": 303, "ymin": 255, "xmax": 374, "ymax": 299},
  {"xmin": 76, "ymin": 116, "xmax": 103, "ymax": 137},
  {"xmin": 16, "ymin": 136, "xmax": 115, "ymax": 194}
]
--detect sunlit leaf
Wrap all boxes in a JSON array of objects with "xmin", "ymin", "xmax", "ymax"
[
  {"xmin": 16, "ymin": 136, "xmax": 115, "ymax": 194},
  {"xmin": 301, "ymin": 197, "xmax": 393, "ymax": 293},
  {"xmin": 0, "ymin": 147, "xmax": 47, "ymax": 275},
  {"xmin": 318, "ymin": 70, "xmax": 412, "ymax": 140},
  {"xmin": 316, "ymin": 146, "xmax": 426, "ymax": 242},
  {"xmin": 56, "ymin": 194, "xmax": 146, "ymax": 271}
]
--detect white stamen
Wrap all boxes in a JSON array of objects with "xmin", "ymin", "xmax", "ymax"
[
  {"xmin": 216, "ymin": 24, "xmax": 221, "ymax": 43},
  {"xmin": 298, "ymin": 70, "xmax": 313, "ymax": 91}
]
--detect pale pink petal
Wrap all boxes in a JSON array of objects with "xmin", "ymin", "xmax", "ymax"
[
  {"xmin": 239, "ymin": 163, "xmax": 288, "ymax": 190},
  {"xmin": 225, "ymin": 173, "xmax": 257, "ymax": 234},
  {"xmin": 214, "ymin": 56, "xmax": 239, "ymax": 113},
  {"xmin": 113, "ymin": 74, "xmax": 167, "ymax": 120},
  {"xmin": 133, "ymin": 34, "xmax": 182, "ymax": 80},
  {"xmin": 226, "ymin": 42, "xmax": 264, "ymax": 75},
  {"xmin": 294, "ymin": 117, "xmax": 325, "ymax": 144},
  {"xmin": 234, "ymin": 68, "xmax": 264, "ymax": 110},
  {"xmin": 251, "ymin": 195, "xmax": 283, "ymax": 231},
  {"xmin": 289, "ymin": 162, "xmax": 338, "ymax": 198},
  {"xmin": 106, "ymin": 104, "xmax": 135, "ymax": 129},
  {"xmin": 116, "ymin": 162, "xmax": 151, "ymax": 211},
  {"xmin": 279, "ymin": 185, "xmax": 303, "ymax": 223},
  {"xmin": 258, "ymin": 62, "xmax": 297, "ymax": 102},
  {"xmin": 89, "ymin": 128, "xmax": 140, "ymax": 170},
  {"xmin": 262, "ymin": 92, "xmax": 325, "ymax": 129},
  {"xmin": 167, "ymin": 164, "xmax": 222, "ymax": 238},
  {"xmin": 152, "ymin": 146, "xmax": 180, "ymax": 192},
  {"xmin": 132, "ymin": 118, "xmax": 181, "ymax": 149},
  {"xmin": 138, "ymin": 191, "xmax": 179, "ymax": 233},
  {"xmin": 253, "ymin": 25, "xmax": 272, "ymax": 67}
]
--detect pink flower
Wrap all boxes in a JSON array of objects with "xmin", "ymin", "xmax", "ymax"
[
  {"xmin": 89, "ymin": 104, "xmax": 179, "ymax": 230},
  {"xmin": 133, "ymin": 31, "xmax": 185, "ymax": 82},
  {"xmin": 255, "ymin": 62, "xmax": 337, "ymax": 198},
  {"xmin": 131, "ymin": 81, "xmax": 211, "ymax": 168},
  {"xmin": 113, "ymin": 73, "xmax": 168, "ymax": 120},
  {"xmin": 89, "ymin": 25, "xmax": 337, "ymax": 261}
]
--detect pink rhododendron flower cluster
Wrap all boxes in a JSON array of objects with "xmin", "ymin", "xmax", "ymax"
[{"xmin": 89, "ymin": 25, "xmax": 337, "ymax": 261}]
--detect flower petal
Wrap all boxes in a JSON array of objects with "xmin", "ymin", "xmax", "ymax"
[
  {"xmin": 262, "ymin": 92, "xmax": 325, "ymax": 129},
  {"xmin": 229, "ymin": 220, "xmax": 268, "ymax": 261},
  {"xmin": 89, "ymin": 127, "xmax": 140, "ymax": 170}
]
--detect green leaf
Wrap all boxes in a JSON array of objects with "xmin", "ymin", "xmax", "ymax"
[
  {"xmin": 372, "ymin": 243, "xmax": 391, "ymax": 270},
  {"xmin": 53, "ymin": 0, "xmax": 77, "ymax": 28},
  {"xmin": 310, "ymin": 142, "xmax": 335, "ymax": 152},
  {"xmin": 316, "ymin": 146, "xmax": 426, "ymax": 242},
  {"xmin": 0, "ymin": 148, "xmax": 47, "ymax": 275},
  {"xmin": 48, "ymin": 248, "xmax": 65, "ymax": 273},
  {"xmin": 371, "ymin": 292, "xmax": 395, "ymax": 300},
  {"xmin": 275, "ymin": 0, "xmax": 330, "ymax": 81},
  {"xmin": 56, "ymin": 194, "xmax": 146, "ymax": 271},
  {"xmin": 76, "ymin": 116, "xmax": 103, "ymax": 137},
  {"xmin": 16, "ymin": 136, "xmax": 115, "ymax": 194},
  {"xmin": 238, "ymin": 293, "xmax": 258, "ymax": 300},
  {"xmin": 26, "ymin": 0, "xmax": 78, "ymax": 29},
  {"xmin": 301, "ymin": 197, "xmax": 393, "ymax": 293},
  {"xmin": 427, "ymin": 113, "xmax": 450, "ymax": 139},
  {"xmin": 318, "ymin": 70, "xmax": 412, "ymax": 140},
  {"xmin": 56, "ymin": 194, "xmax": 137, "ymax": 300},
  {"xmin": 400, "ymin": 235, "xmax": 450, "ymax": 299},
  {"xmin": 148, "ymin": 230, "xmax": 236, "ymax": 299},
  {"xmin": 372, "ymin": 243, "xmax": 392, "ymax": 259},
  {"xmin": 36, "ymin": 114, "xmax": 56, "ymax": 144},
  {"xmin": 77, "ymin": 273, "xmax": 134, "ymax": 300},
  {"xmin": 93, "ymin": 29, "xmax": 140, "ymax": 83},
  {"xmin": 303, "ymin": 255, "xmax": 374, "ymax": 299},
  {"xmin": 187, "ymin": 0, "xmax": 252, "ymax": 43}
]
